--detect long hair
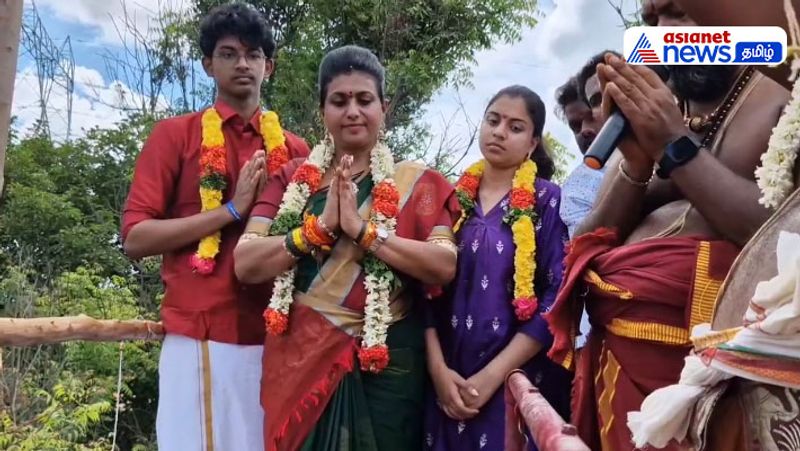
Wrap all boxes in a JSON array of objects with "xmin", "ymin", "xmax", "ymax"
[{"xmin": 485, "ymin": 85, "xmax": 555, "ymax": 180}]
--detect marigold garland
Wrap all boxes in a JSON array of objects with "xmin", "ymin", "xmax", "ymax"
[
  {"xmin": 263, "ymin": 138, "xmax": 400, "ymax": 373},
  {"xmin": 191, "ymin": 108, "xmax": 290, "ymax": 275},
  {"xmin": 454, "ymin": 159, "xmax": 539, "ymax": 321}
]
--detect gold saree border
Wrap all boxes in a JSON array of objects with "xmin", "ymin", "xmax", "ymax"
[{"xmin": 297, "ymin": 162, "xmax": 429, "ymax": 336}]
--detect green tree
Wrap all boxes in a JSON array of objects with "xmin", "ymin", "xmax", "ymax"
[
  {"xmin": 192, "ymin": 0, "xmax": 539, "ymax": 156},
  {"xmin": 544, "ymin": 132, "xmax": 576, "ymax": 184},
  {"xmin": 0, "ymin": 116, "xmax": 163, "ymax": 450}
]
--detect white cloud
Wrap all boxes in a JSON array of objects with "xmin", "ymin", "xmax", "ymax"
[
  {"xmin": 11, "ymin": 63, "xmax": 169, "ymax": 141},
  {"xmin": 31, "ymin": 0, "xmax": 190, "ymax": 45},
  {"xmin": 424, "ymin": 0, "xmax": 639, "ymax": 172}
]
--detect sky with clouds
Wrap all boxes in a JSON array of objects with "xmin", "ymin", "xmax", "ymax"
[{"xmin": 11, "ymin": 0, "xmax": 638, "ymax": 169}]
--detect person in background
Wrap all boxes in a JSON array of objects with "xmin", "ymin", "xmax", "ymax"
[
  {"xmin": 555, "ymin": 51, "xmax": 619, "ymax": 349},
  {"xmin": 557, "ymin": 50, "xmax": 620, "ymax": 239}
]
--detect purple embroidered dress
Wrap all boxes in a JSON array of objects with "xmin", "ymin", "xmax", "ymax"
[{"xmin": 424, "ymin": 178, "xmax": 572, "ymax": 451}]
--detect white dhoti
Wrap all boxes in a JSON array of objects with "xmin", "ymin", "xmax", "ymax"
[{"xmin": 156, "ymin": 334, "xmax": 264, "ymax": 451}]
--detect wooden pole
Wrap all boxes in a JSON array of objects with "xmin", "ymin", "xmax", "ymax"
[
  {"xmin": 0, "ymin": 0, "xmax": 23, "ymax": 194},
  {"xmin": 504, "ymin": 370, "xmax": 590, "ymax": 451},
  {"xmin": 0, "ymin": 315, "xmax": 164, "ymax": 346}
]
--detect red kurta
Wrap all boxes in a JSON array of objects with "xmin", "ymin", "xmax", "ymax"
[
  {"xmin": 546, "ymin": 229, "xmax": 739, "ymax": 450},
  {"xmin": 121, "ymin": 100, "xmax": 310, "ymax": 345}
]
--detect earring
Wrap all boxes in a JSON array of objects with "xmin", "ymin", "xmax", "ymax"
[
  {"xmin": 323, "ymin": 130, "xmax": 334, "ymax": 149},
  {"xmin": 378, "ymin": 122, "xmax": 387, "ymax": 142}
]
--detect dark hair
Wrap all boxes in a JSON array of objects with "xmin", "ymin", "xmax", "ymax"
[
  {"xmin": 485, "ymin": 85, "xmax": 555, "ymax": 181},
  {"xmin": 199, "ymin": 3, "xmax": 276, "ymax": 59},
  {"xmin": 318, "ymin": 45, "xmax": 385, "ymax": 107},
  {"xmin": 576, "ymin": 49, "xmax": 621, "ymax": 103},
  {"xmin": 554, "ymin": 77, "xmax": 581, "ymax": 122}
]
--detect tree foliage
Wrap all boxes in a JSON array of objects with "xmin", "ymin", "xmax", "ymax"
[
  {"xmin": 1, "ymin": 118, "xmax": 164, "ymax": 449},
  {"xmin": 544, "ymin": 132, "xmax": 575, "ymax": 184},
  {"xmin": 192, "ymin": 0, "xmax": 539, "ymax": 155}
]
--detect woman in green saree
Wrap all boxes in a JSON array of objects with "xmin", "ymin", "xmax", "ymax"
[{"xmin": 234, "ymin": 45, "xmax": 460, "ymax": 451}]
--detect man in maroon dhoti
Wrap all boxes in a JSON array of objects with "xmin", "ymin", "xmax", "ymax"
[{"xmin": 545, "ymin": 1, "xmax": 790, "ymax": 449}]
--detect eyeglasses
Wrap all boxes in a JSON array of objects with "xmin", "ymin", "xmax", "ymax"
[{"xmin": 213, "ymin": 50, "xmax": 267, "ymax": 65}]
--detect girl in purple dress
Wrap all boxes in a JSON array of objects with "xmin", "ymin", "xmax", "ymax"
[{"xmin": 424, "ymin": 86, "xmax": 572, "ymax": 450}]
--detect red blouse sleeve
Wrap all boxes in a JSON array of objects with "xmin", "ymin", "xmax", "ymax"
[
  {"xmin": 399, "ymin": 168, "xmax": 460, "ymax": 242},
  {"xmin": 251, "ymin": 158, "xmax": 304, "ymax": 220}
]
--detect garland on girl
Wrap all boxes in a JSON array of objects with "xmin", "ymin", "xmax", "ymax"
[
  {"xmin": 192, "ymin": 108, "xmax": 290, "ymax": 274},
  {"xmin": 262, "ymin": 139, "xmax": 400, "ymax": 373},
  {"xmin": 453, "ymin": 159, "xmax": 539, "ymax": 321}
]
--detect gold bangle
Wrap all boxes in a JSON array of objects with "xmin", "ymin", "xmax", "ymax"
[
  {"xmin": 316, "ymin": 217, "xmax": 338, "ymax": 240},
  {"xmin": 618, "ymin": 160, "xmax": 652, "ymax": 187},
  {"xmin": 358, "ymin": 222, "xmax": 378, "ymax": 250}
]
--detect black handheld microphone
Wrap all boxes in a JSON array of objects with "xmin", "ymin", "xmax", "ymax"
[{"xmin": 583, "ymin": 65, "xmax": 670, "ymax": 170}]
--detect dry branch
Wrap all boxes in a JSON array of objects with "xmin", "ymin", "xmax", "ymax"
[{"xmin": 0, "ymin": 315, "xmax": 164, "ymax": 346}]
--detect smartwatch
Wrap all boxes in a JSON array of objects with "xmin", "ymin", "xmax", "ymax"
[{"xmin": 656, "ymin": 136, "xmax": 700, "ymax": 179}]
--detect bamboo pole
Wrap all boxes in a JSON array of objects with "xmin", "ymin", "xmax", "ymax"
[
  {"xmin": 0, "ymin": 0, "xmax": 23, "ymax": 194},
  {"xmin": 0, "ymin": 315, "xmax": 164, "ymax": 346},
  {"xmin": 504, "ymin": 370, "xmax": 589, "ymax": 451}
]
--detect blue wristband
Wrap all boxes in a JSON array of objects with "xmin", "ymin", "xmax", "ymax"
[{"xmin": 225, "ymin": 201, "xmax": 242, "ymax": 222}]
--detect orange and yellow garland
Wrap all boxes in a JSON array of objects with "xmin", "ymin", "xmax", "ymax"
[
  {"xmin": 454, "ymin": 159, "xmax": 539, "ymax": 320},
  {"xmin": 192, "ymin": 108, "xmax": 289, "ymax": 275}
]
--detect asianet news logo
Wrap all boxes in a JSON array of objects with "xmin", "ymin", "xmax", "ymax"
[{"xmin": 624, "ymin": 26, "xmax": 787, "ymax": 65}]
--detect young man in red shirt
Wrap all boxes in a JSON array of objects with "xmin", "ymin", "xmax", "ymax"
[{"xmin": 121, "ymin": 4, "xmax": 309, "ymax": 450}]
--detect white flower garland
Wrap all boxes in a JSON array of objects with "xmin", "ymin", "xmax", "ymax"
[
  {"xmin": 267, "ymin": 143, "xmax": 334, "ymax": 318},
  {"xmin": 755, "ymin": 0, "xmax": 800, "ymax": 209},
  {"xmin": 755, "ymin": 73, "xmax": 800, "ymax": 209},
  {"xmin": 360, "ymin": 144, "xmax": 397, "ymax": 351},
  {"xmin": 266, "ymin": 139, "xmax": 398, "ymax": 366}
]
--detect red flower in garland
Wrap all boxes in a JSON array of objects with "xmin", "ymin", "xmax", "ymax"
[
  {"xmin": 190, "ymin": 254, "xmax": 215, "ymax": 275},
  {"xmin": 512, "ymin": 297, "xmax": 538, "ymax": 321},
  {"xmin": 267, "ymin": 144, "xmax": 290, "ymax": 174},
  {"xmin": 457, "ymin": 173, "xmax": 480, "ymax": 198},
  {"xmin": 509, "ymin": 187, "xmax": 535, "ymax": 209},
  {"xmin": 264, "ymin": 308, "xmax": 289, "ymax": 335},
  {"xmin": 291, "ymin": 163, "xmax": 323, "ymax": 191},
  {"xmin": 358, "ymin": 344, "xmax": 390, "ymax": 373},
  {"xmin": 200, "ymin": 147, "xmax": 227, "ymax": 176},
  {"xmin": 372, "ymin": 181, "xmax": 400, "ymax": 218}
]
